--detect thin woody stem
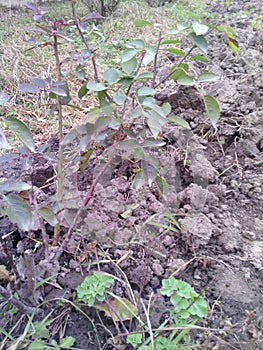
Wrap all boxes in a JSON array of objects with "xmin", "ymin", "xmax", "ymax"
[
  {"xmin": 54, "ymin": 151, "xmax": 116, "ymax": 261},
  {"xmin": 0, "ymin": 286, "xmax": 41, "ymax": 315}
]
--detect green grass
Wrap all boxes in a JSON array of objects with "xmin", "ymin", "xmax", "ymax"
[{"xmin": 0, "ymin": 0, "xmax": 217, "ymax": 143}]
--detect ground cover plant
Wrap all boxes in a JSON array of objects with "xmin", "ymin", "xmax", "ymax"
[{"xmin": 0, "ymin": 0, "xmax": 263, "ymax": 349}]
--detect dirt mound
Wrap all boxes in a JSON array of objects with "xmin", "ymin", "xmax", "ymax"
[{"xmin": 0, "ymin": 1, "xmax": 263, "ymax": 349}]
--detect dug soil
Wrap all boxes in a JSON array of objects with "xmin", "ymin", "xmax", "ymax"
[{"xmin": 0, "ymin": 1, "xmax": 263, "ymax": 349}]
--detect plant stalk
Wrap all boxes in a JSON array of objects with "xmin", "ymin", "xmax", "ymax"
[
  {"xmin": 54, "ymin": 150, "xmax": 116, "ymax": 260},
  {"xmin": 53, "ymin": 34, "xmax": 64, "ymax": 245}
]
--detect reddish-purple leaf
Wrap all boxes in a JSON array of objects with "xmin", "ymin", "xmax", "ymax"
[
  {"xmin": 27, "ymin": 38, "xmax": 37, "ymax": 45},
  {"xmin": 34, "ymin": 13, "xmax": 44, "ymax": 21},
  {"xmin": 34, "ymin": 24, "xmax": 53, "ymax": 34},
  {"xmin": 81, "ymin": 49, "xmax": 91, "ymax": 58},
  {"xmin": 48, "ymin": 87, "xmax": 67, "ymax": 97},
  {"xmin": 78, "ymin": 22, "xmax": 87, "ymax": 33},
  {"xmin": 25, "ymin": 4, "xmax": 39, "ymax": 12},
  {"xmin": 32, "ymin": 27, "xmax": 50, "ymax": 34},
  {"xmin": 52, "ymin": 81, "xmax": 66, "ymax": 87},
  {"xmin": 0, "ymin": 92, "xmax": 9, "ymax": 106},
  {"xmin": 56, "ymin": 33, "xmax": 73, "ymax": 42},
  {"xmin": 18, "ymin": 83, "xmax": 41, "ymax": 93},
  {"xmin": 44, "ymin": 77, "xmax": 51, "ymax": 85},
  {"xmin": 82, "ymin": 12, "xmax": 105, "ymax": 21},
  {"xmin": 29, "ymin": 78, "xmax": 47, "ymax": 89}
]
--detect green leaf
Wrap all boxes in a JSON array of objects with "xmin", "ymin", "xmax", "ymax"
[
  {"xmin": 38, "ymin": 207, "xmax": 59, "ymax": 226},
  {"xmin": 203, "ymin": 95, "xmax": 220, "ymax": 127},
  {"xmin": 86, "ymin": 81, "xmax": 107, "ymax": 92},
  {"xmin": 121, "ymin": 48, "xmax": 138, "ymax": 63},
  {"xmin": 166, "ymin": 47, "xmax": 185, "ymax": 57},
  {"xmin": 113, "ymin": 91, "xmax": 126, "ymax": 105},
  {"xmin": 117, "ymin": 77, "xmax": 133, "ymax": 89},
  {"xmin": 170, "ymin": 68, "xmax": 186, "ymax": 82},
  {"xmin": 60, "ymin": 336, "xmax": 75, "ymax": 348},
  {"xmin": 168, "ymin": 115, "xmax": 191, "ymax": 129},
  {"xmin": 94, "ymin": 116, "xmax": 113, "ymax": 133},
  {"xmin": 28, "ymin": 341, "xmax": 46, "ymax": 350},
  {"xmin": 118, "ymin": 139, "xmax": 140, "ymax": 150},
  {"xmin": 60, "ymin": 129, "xmax": 77, "ymax": 146},
  {"xmin": 189, "ymin": 55, "xmax": 209, "ymax": 62},
  {"xmin": 126, "ymin": 333, "xmax": 143, "ymax": 347},
  {"xmin": 197, "ymin": 72, "xmax": 219, "ymax": 83},
  {"xmin": 154, "ymin": 176, "xmax": 169, "ymax": 197},
  {"xmin": 103, "ymin": 68, "xmax": 121, "ymax": 84},
  {"xmin": 142, "ymin": 138, "xmax": 166, "ymax": 148},
  {"xmin": 162, "ymin": 102, "xmax": 171, "ymax": 115},
  {"xmin": 0, "ymin": 129, "xmax": 11, "ymax": 149},
  {"xmin": 48, "ymin": 87, "xmax": 67, "ymax": 97},
  {"xmin": 86, "ymin": 107, "xmax": 100, "ymax": 123},
  {"xmin": 126, "ymin": 39, "xmax": 145, "ymax": 50},
  {"xmin": 143, "ymin": 46, "xmax": 156, "ymax": 65},
  {"xmin": 227, "ymin": 37, "xmax": 239, "ymax": 55},
  {"xmin": 177, "ymin": 73, "xmax": 195, "ymax": 86},
  {"xmin": 161, "ymin": 277, "xmax": 178, "ymax": 296},
  {"xmin": 142, "ymin": 159, "xmax": 158, "ymax": 187},
  {"xmin": 18, "ymin": 83, "xmax": 41, "ymax": 93},
  {"xmin": 176, "ymin": 280, "xmax": 195, "ymax": 298},
  {"xmin": 161, "ymin": 39, "xmax": 181, "ymax": 45},
  {"xmin": 0, "ymin": 265, "xmax": 11, "ymax": 282},
  {"xmin": 171, "ymin": 296, "xmax": 189, "ymax": 311},
  {"xmin": 135, "ymin": 72, "xmax": 153, "ymax": 80},
  {"xmin": 121, "ymin": 57, "xmax": 137, "ymax": 75},
  {"xmin": 95, "ymin": 297, "xmax": 138, "ymax": 321},
  {"xmin": 33, "ymin": 322, "xmax": 50, "ymax": 340},
  {"xmin": 134, "ymin": 19, "xmax": 153, "ymax": 27},
  {"xmin": 6, "ymin": 117, "xmax": 35, "ymax": 152},
  {"xmin": 74, "ymin": 65, "xmax": 86, "ymax": 79},
  {"xmin": 145, "ymin": 109, "xmax": 167, "ymax": 139},
  {"xmin": 0, "ymin": 92, "xmax": 9, "ymax": 105},
  {"xmin": 100, "ymin": 100, "xmax": 113, "ymax": 116},
  {"xmin": 137, "ymin": 87, "xmax": 156, "ymax": 97},
  {"xmin": 3, "ymin": 194, "xmax": 34, "ymax": 231},
  {"xmin": 131, "ymin": 107, "xmax": 142, "ymax": 119},
  {"xmin": 189, "ymin": 298, "xmax": 208, "ymax": 318},
  {"xmin": 192, "ymin": 21, "xmax": 209, "ymax": 35},
  {"xmin": 0, "ymin": 180, "xmax": 31, "ymax": 193},
  {"xmin": 133, "ymin": 169, "xmax": 147, "ymax": 190},
  {"xmin": 78, "ymin": 82, "xmax": 88, "ymax": 98},
  {"xmin": 142, "ymin": 99, "xmax": 166, "ymax": 118},
  {"xmin": 188, "ymin": 32, "xmax": 208, "ymax": 52}
]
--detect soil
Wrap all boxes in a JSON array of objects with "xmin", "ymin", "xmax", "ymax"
[{"xmin": 1, "ymin": 1, "xmax": 263, "ymax": 349}]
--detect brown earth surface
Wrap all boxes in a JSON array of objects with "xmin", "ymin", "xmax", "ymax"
[{"xmin": 0, "ymin": 1, "xmax": 263, "ymax": 349}]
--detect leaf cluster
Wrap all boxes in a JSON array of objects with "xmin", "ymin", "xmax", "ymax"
[
  {"xmin": 76, "ymin": 272, "xmax": 114, "ymax": 306},
  {"xmin": 0, "ymin": 2, "xmax": 238, "ymax": 234}
]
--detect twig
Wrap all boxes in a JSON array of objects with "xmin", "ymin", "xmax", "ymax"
[
  {"xmin": 152, "ymin": 30, "xmax": 163, "ymax": 88},
  {"xmin": 104, "ymin": 298, "xmax": 129, "ymax": 334},
  {"xmin": 29, "ymin": 187, "xmax": 49, "ymax": 260},
  {"xmin": 154, "ymin": 46, "xmax": 195, "ymax": 88},
  {"xmin": 54, "ymin": 150, "xmax": 116, "ymax": 260},
  {"xmin": 71, "ymin": 3, "xmax": 99, "ymax": 82},
  {"xmin": 154, "ymin": 26, "xmax": 215, "ymax": 88},
  {"xmin": 0, "ymin": 285, "xmax": 41, "ymax": 315}
]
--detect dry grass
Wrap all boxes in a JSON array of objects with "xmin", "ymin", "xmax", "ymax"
[{"xmin": 0, "ymin": 0, "xmax": 209, "ymax": 146}]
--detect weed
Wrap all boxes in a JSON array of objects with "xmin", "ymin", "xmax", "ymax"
[
  {"xmin": 76, "ymin": 272, "xmax": 208, "ymax": 349},
  {"xmin": 76, "ymin": 271, "xmax": 114, "ymax": 306},
  {"xmin": 0, "ymin": 310, "xmax": 75, "ymax": 350}
]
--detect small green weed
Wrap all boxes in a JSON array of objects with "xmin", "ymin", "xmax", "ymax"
[
  {"xmin": 0, "ymin": 311, "xmax": 76, "ymax": 350},
  {"xmin": 76, "ymin": 271, "xmax": 114, "ymax": 306},
  {"xmin": 126, "ymin": 277, "xmax": 208, "ymax": 349},
  {"xmin": 76, "ymin": 272, "xmax": 208, "ymax": 349}
]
